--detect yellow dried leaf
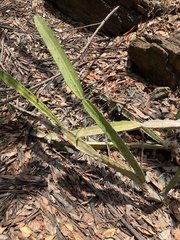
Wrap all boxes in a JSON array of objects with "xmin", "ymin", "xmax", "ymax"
[
  {"xmin": 20, "ymin": 226, "xmax": 32, "ymax": 237},
  {"xmin": 45, "ymin": 235, "xmax": 55, "ymax": 240},
  {"xmin": 25, "ymin": 151, "xmax": 31, "ymax": 159},
  {"xmin": 103, "ymin": 228, "xmax": 116, "ymax": 238},
  {"xmin": 0, "ymin": 226, "xmax": 6, "ymax": 234},
  {"xmin": 64, "ymin": 222, "xmax": 73, "ymax": 232}
]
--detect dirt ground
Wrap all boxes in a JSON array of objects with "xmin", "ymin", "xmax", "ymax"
[{"xmin": 0, "ymin": 0, "xmax": 180, "ymax": 239}]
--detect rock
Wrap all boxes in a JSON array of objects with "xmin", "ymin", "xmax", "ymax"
[
  {"xmin": 45, "ymin": 0, "xmax": 165, "ymax": 36},
  {"xmin": 128, "ymin": 34, "xmax": 180, "ymax": 89}
]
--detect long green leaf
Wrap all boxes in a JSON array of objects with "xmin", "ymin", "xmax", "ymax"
[
  {"xmin": 0, "ymin": 71, "xmax": 60, "ymax": 125},
  {"xmin": 82, "ymin": 99, "xmax": 145, "ymax": 183},
  {"xmin": 34, "ymin": 16, "xmax": 84, "ymax": 100}
]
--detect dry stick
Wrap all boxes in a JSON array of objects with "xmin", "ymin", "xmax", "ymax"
[
  {"xmin": 0, "ymin": 33, "xmax": 5, "ymax": 64},
  {"xmin": 29, "ymin": 73, "xmax": 61, "ymax": 91},
  {"xmin": 61, "ymin": 22, "xmax": 101, "ymax": 32},
  {"xmin": 0, "ymin": 95, "xmax": 18, "ymax": 106},
  {"xmin": 9, "ymin": 104, "xmax": 58, "ymax": 131},
  {"xmin": 0, "ymin": 87, "xmax": 17, "ymax": 92},
  {"xmin": 76, "ymin": 5, "xmax": 120, "ymax": 63}
]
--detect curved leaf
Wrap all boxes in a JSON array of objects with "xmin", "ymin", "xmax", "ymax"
[{"xmin": 34, "ymin": 16, "xmax": 84, "ymax": 100}]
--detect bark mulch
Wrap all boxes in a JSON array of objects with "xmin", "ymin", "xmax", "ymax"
[{"xmin": 0, "ymin": 0, "xmax": 180, "ymax": 239}]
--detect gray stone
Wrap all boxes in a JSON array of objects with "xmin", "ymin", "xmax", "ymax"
[{"xmin": 128, "ymin": 34, "xmax": 180, "ymax": 89}]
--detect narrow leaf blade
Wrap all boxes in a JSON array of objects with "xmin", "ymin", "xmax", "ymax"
[
  {"xmin": 165, "ymin": 167, "xmax": 180, "ymax": 194},
  {"xmin": 0, "ymin": 71, "xmax": 60, "ymax": 125},
  {"xmin": 34, "ymin": 16, "xmax": 84, "ymax": 100},
  {"xmin": 82, "ymin": 99, "xmax": 145, "ymax": 183}
]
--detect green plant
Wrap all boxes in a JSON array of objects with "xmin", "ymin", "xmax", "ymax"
[{"xmin": 0, "ymin": 16, "xmax": 179, "ymax": 196}]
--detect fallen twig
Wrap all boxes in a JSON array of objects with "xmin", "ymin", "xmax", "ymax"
[{"xmin": 78, "ymin": 6, "xmax": 120, "ymax": 59}]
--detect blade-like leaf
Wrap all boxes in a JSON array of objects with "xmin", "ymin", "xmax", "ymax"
[
  {"xmin": 121, "ymin": 108, "xmax": 163, "ymax": 144},
  {"xmin": 0, "ymin": 71, "xmax": 60, "ymax": 125},
  {"xmin": 165, "ymin": 167, "xmax": 180, "ymax": 194},
  {"xmin": 142, "ymin": 120, "xmax": 180, "ymax": 129},
  {"xmin": 82, "ymin": 99, "xmax": 145, "ymax": 183},
  {"xmin": 34, "ymin": 16, "xmax": 84, "ymax": 100},
  {"xmin": 141, "ymin": 127, "xmax": 163, "ymax": 144},
  {"xmin": 86, "ymin": 141, "xmax": 165, "ymax": 150},
  {"xmin": 73, "ymin": 121, "xmax": 140, "ymax": 137},
  {"xmin": 73, "ymin": 119, "xmax": 180, "ymax": 147}
]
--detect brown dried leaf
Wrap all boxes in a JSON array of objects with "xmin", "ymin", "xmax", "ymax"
[
  {"xmin": 173, "ymin": 229, "xmax": 180, "ymax": 240},
  {"xmin": 25, "ymin": 150, "xmax": 31, "ymax": 159},
  {"xmin": 79, "ymin": 222, "xmax": 88, "ymax": 229},
  {"xmin": 42, "ymin": 196, "xmax": 49, "ymax": 206},
  {"xmin": 82, "ymin": 212, "xmax": 94, "ymax": 224},
  {"xmin": 170, "ymin": 201, "xmax": 180, "ymax": 222},
  {"xmin": 61, "ymin": 225, "xmax": 72, "ymax": 237},
  {"xmin": 135, "ymin": 81, "xmax": 145, "ymax": 90},
  {"xmin": 6, "ymin": 147, "xmax": 17, "ymax": 158},
  {"xmin": 73, "ymin": 231, "xmax": 84, "ymax": 240},
  {"xmin": 29, "ymin": 219, "xmax": 42, "ymax": 233}
]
